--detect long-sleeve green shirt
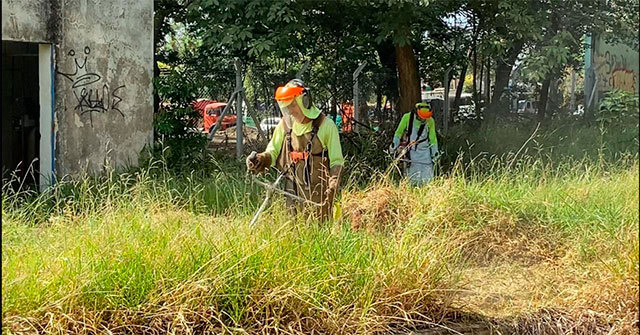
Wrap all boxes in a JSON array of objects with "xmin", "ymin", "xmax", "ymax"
[
  {"xmin": 265, "ymin": 117, "xmax": 344, "ymax": 168},
  {"xmin": 393, "ymin": 113, "xmax": 438, "ymax": 147}
]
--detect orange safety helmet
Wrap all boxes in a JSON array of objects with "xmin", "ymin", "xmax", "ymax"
[
  {"xmin": 274, "ymin": 79, "xmax": 319, "ymax": 119},
  {"xmin": 275, "ymin": 85, "xmax": 305, "ymax": 104},
  {"xmin": 275, "ymin": 79, "xmax": 309, "ymax": 106},
  {"xmin": 415, "ymin": 102, "xmax": 433, "ymax": 119}
]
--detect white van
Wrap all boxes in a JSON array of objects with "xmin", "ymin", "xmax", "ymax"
[{"xmin": 517, "ymin": 100, "xmax": 538, "ymax": 114}]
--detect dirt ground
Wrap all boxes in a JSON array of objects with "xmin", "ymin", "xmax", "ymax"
[{"xmin": 207, "ymin": 126, "xmax": 268, "ymax": 156}]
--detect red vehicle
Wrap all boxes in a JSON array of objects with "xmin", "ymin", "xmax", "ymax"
[
  {"xmin": 191, "ymin": 100, "xmax": 237, "ymax": 133},
  {"xmin": 340, "ymin": 103, "xmax": 354, "ymax": 133},
  {"xmin": 204, "ymin": 102, "xmax": 236, "ymax": 132}
]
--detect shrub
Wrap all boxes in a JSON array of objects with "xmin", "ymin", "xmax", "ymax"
[{"xmin": 596, "ymin": 89, "xmax": 639, "ymax": 125}]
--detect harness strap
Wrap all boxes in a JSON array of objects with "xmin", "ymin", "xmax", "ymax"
[
  {"xmin": 406, "ymin": 111, "xmax": 429, "ymax": 164},
  {"xmin": 303, "ymin": 114, "xmax": 325, "ymax": 187},
  {"xmin": 284, "ymin": 114, "xmax": 327, "ymax": 188},
  {"xmin": 415, "ymin": 123, "xmax": 426, "ymax": 148}
]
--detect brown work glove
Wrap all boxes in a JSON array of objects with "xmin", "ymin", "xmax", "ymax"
[
  {"xmin": 246, "ymin": 151, "xmax": 272, "ymax": 174},
  {"xmin": 325, "ymin": 165, "xmax": 342, "ymax": 198}
]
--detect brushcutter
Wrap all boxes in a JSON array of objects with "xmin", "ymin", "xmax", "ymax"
[
  {"xmin": 385, "ymin": 138, "xmax": 442, "ymax": 176},
  {"xmin": 247, "ymin": 151, "xmax": 323, "ymax": 227}
]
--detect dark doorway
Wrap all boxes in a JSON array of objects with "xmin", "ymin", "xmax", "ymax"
[{"xmin": 2, "ymin": 41, "xmax": 41, "ymax": 189}]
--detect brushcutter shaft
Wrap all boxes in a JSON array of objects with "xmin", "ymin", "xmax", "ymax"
[
  {"xmin": 249, "ymin": 172, "xmax": 285, "ymax": 227},
  {"xmin": 253, "ymin": 179, "xmax": 324, "ymax": 207}
]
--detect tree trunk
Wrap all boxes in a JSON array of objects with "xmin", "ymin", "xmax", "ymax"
[
  {"xmin": 395, "ymin": 43, "xmax": 421, "ymax": 116},
  {"xmin": 375, "ymin": 86, "xmax": 382, "ymax": 124},
  {"xmin": 453, "ymin": 62, "xmax": 468, "ymax": 112},
  {"xmin": 486, "ymin": 40, "xmax": 525, "ymax": 120},
  {"xmin": 479, "ymin": 55, "xmax": 484, "ymax": 99},
  {"xmin": 539, "ymin": 13, "xmax": 560, "ymax": 121},
  {"xmin": 472, "ymin": 15, "xmax": 479, "ymax": 114},
  {"xmin": 538, "ymin": 76, "xmax": 551, "ymax": 121},
  {"xmin": 453, "ymin": 47, "xmax": 472, "ymax": 113},
  {"xmin": 472, "ymin": 47, "xmax": 478, "ymax": 113},
  {"xmin": 331, "ymin": 92, "xmax": 338, "ymax": 120},
  {"xmin": 485, "ymin": 59, "xmax": 491, "ymax": 104},
  {"xmin": 376, "ymin": 40, "xmax": 398, "ymax": 107}
]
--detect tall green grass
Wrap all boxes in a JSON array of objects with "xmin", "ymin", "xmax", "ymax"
[
  {"xmin": 2, "ymin": 121, "xmax": 638, "ymax": 334},
  {"xmin": 2, "ymin": 175, "xmax": 461, "ymax": 333},
  {"xmin": 442, "ymin": 119, "xmax": 639, "ymax": 172}
]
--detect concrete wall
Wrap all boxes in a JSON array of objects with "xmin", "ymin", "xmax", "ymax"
[
  {"xmin": 592, "ymin": 35, "xmax": 639, "ymax": 95},
  {"xmin": 53, "ymin": 0, "xmax": 154, "ymax": 175},
  {"xmin": 2, "ymin": 0, "xmax": 154, "ymax": 176},
  {"xmin": 1, "ymin": 0, "xmax": 52, "ymax": 43},
  {"xmin": 585, "ymin": 33, "xmax": 640, "ymax": 107}
]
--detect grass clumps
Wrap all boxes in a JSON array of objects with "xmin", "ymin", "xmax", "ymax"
[
  {"xmin": 2, "ymin": 121, "xmax": 639, "ymax": 334},
  {"xmin": 2, "ymin": 183, "xmax": 462, "ymax": 334}
]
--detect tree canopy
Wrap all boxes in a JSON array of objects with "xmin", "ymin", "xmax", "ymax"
[{"xmin": 154, "ymin": 0, "xmax": 639, "ymax": 124}]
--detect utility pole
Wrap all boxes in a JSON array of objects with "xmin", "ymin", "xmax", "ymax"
[
  {"xmin": 235, "ymin": 58, "xmax": 243, "ymax": 159},
  {"xmin": 443, "ymin": 67, "xmax": 452, "ymax": 134},
  {"xmin": 352, "ymin": 62, "xmax": 366, "ymax": 133}
]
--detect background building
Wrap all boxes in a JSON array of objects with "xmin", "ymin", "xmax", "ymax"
[{"xmin": 2, "ymin": 0, "xmax": 154, "ymax": 190}]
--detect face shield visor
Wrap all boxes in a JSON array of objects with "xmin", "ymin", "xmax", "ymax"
[
  {"xmin": 277, "ymin": 98, "xmax": 294, "ymax": 128},
  {"xmin": 275, "ymin": 84, "xmax": 304, "ymax": 128}
]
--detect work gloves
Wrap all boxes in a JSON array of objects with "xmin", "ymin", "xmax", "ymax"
[
  {"xmin": 246, "ymin": 151, "xmax": 272, "ymax": 174},
  {"xmin": 391, "ymin": 136, "xmax": 401, "ymax": 152},
  {"xmin": 431, "ymin": 145, "xmax": 441, "ymax": 162},
  {"xmin": 388, "ymin": 143, "xmax": 397, "ymax": 153}
]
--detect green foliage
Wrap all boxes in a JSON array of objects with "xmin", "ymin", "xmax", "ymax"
[
  {"xmin": 153, "ymin": 20, "xmax": 238, "ymax": 171},
  {"xmin": 596, "ymin": 90, "xmax": 640, "ymax": 125},
  {"xmin": 188, "ymin": 0, "xmax": 305, "ymax": 60},
  {"xmin": 462, "ymin": 74, "xmax": 474, "ymax": 93},
  {"xmin": 340, "ymin": 129, "xmax": 395, "ymax": 184},
  {"xmin": 153, "ymin": 68, "xmax": 218, "ymax": 172},
  {"xmin": 522, "ymin": 32, "xmax": 577, "ymax": 82}
]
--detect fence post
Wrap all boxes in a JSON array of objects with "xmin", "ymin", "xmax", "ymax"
[
  {"xmin": 235, "ymin": 59, "xmax": 244, "ymax": 159},
  {"xmin": 296, "ymin": 60, "xmax": 309, "ymax": 80},
  {"xmin": 208, "ymin": 90, "xmax": 241, "ymax": 140},
  {"xmin": 443, "ymin": 67, "xmax": 452, "ymax": 134},
  {"xmin": 570, "ymin": 68, "xmax": 576, "ymax": 113},
  {"xmin": 241, "ymin": 93, "xmax": 267, "ymax": 141},
  {"xmin": 353, "ymin": 62, "xmax": 367, "ymax": 133}
]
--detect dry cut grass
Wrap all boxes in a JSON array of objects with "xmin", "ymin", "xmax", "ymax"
[{"xmin": 2, "ymin": 157, "xmax": 638, "ymax": 334}]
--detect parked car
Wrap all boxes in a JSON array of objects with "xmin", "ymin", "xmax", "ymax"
[{"xmin": 260, "ymin": 116, "xmax": 281, "ymax": 133}]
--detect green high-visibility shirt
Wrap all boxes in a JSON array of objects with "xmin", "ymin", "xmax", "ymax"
[
  {"xmin": 265, "ymin": 117, "xmax": 344, "ymax": 168},
  {"xmin": 394, "ymin": 113, "xmax": 438, "ymax": 147}
]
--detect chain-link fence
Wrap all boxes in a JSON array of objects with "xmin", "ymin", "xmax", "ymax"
[{"xmin": 157, "ymin": 59, "xmax": 407, "ymax": 158}]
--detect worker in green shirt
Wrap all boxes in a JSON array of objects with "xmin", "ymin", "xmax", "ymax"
[
  {"xmin": 246, "ymin": 79, "xmax": 344, "ymax": 221},
  {"xmin": 389, "ymin": 101, "xmax": 440, "ymax": 185}
]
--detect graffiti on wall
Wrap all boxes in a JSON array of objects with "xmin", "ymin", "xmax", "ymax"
[
  {"xmin": 56, "ymin": 46, "xmax": 126, "ymax": 127},
  {"xmin": 593, "ymin": 39, "xmax": 639, "ymax": 94},
  {"xmin": 612, "ymin": 69, "xmax": 636, "ymax": 92}
]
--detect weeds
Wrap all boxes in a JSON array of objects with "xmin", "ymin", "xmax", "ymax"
[{"xmin": 2, "ymin": 121, "xmax": 638, "ymax": 334}]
